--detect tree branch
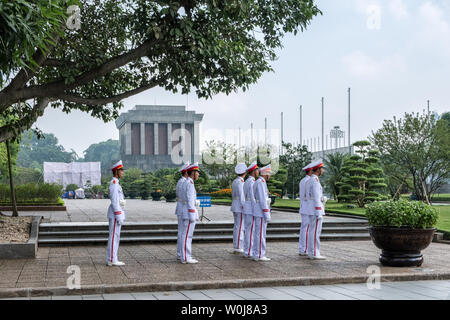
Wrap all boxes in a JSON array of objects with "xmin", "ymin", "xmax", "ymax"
[
  {"xmin": 55, "ymin": 80, "xmax": 159, "ymax": 106},
  {"xmin": 0, "ymin": 98, "xmax": 52, "ymax": 143}
]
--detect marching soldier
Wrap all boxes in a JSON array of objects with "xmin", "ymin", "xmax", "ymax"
[
  {"xmin": 306, "ymin": 160, "xmax": 327, "ymax": 260},
  {"xmin": 252, "ymin": 164, "xmax": 272, "ymax": 261},
  {"xmin": 230, "ymin": 163, "xmax": 247, "ymax": 253},
  {"xmin": 106, "ymin": 160, "xmax": 126, "ymax": 266},
  {"xmin": 242, "ymin": 161, "xmax": 258, "ymax": 259},
  {"xmin": 298, "ymin": 162, "xmax": 313, "ymax": 256},
  {"xmin": 180, "ymin": 162, "xmax": 200, "ymax": 264},
  {"xmin": 176, "ymin": 162, "xmax": 190, "ymax": 260}
]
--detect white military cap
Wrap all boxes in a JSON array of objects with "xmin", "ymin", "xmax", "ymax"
[
  {"xmin": 186, "ymin": 162, "xmax": 199, "ymax": 171},
  {"xmin": 235, "ymin": 163, "xmax": 247, "ymax": 175},
  {"xmin": 247, "ymin": 161, "xmax": 258, "ymax": 172},
  {"xmin": 111, "ymin": 160, "xmax": 123, "ymax": 172},
  {"xmin": 179, "ymin": 162, "xmax": 190, "ymax": 173},
  {"xmin": 310, "ymin": 159, "xmax": 324, "ymax": 170},
  {"xmin": 302, "ymin": 162, "xmax": 313, "ymax": 172},
  {"xmin": 260, "ymin": 164, "xmax": 272, "ymax": 175}
]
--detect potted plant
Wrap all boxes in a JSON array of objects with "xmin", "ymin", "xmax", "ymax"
[
  {"xmin": 151, "ymin": 189, "xmax": 162, "ymax": 201},
  {"xmin": 366, "ymin": 199, "xmax": 439, "ymax": 267},
  {"xmin": 164, "ymin": 190, "xmax": 177, "ymax": 202}
]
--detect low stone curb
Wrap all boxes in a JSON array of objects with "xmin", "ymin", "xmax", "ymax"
[
  {"xmin": 0, "ymin": 216, "xmax": 41, "ymax": 259},
  {"xmin": 1, "ymin": 271, "xmax": 450, "ymax": 298},
  {"xmin": 0, "ymin": 206, "xmax": 66, "ymax": 211}
]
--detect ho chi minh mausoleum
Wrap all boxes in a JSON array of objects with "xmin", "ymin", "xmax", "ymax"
[{"xmin": 115, "ymin": 105, "xmax": 203, "ymax": 171}]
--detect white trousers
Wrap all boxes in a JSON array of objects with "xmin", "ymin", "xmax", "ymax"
[
  {"xmin": 176, "ymin": 215, "xmax": 184, "ymax": 259},
  {"xmin": 243, "ymin": 214, "xmax": 256, "ymax": 257},
  {"xmin": 106, "ymin": 218, "xmax": 122, "ymax": 263},
  {"xmin": 307, "ymin": 215, "xmax": 323, "ymax": 257},
  {"xmin": 299, "ymin": 214, "xmax": 310, "ymax": 254},
  {"xmin": 252, "ymin": 217, "xmax": 268, "ymax": 259},
  {"xmin": 180, "ymin": 219, "xmax": 196, "ymax": 262},
  {"xmin": 233, "ymin": 212, "xmax": 245, "ymax": 250}
]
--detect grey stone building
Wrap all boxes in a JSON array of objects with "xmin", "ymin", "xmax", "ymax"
[{"xmin": 115, "ymin": 105, "xmax": 203, "ymax": 171}]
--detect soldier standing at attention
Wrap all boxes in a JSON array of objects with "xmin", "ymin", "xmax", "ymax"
[
  {"xmin": 306, "ymin": 160, "xmax": 327, "ymax": 260},
  {"xmin": 180, "ymin": 162, "xmax": 200, "ymax": 264},
  {"xmin": 298, "ymin": 162, "xmax": 313, "ymax": 256},
  {"xmin": 242, "ymin": 161, "xmax": 259, "ymax": 259},
  {"xmin": 176, "ymin": 162, "xmax": 190, "ymax": 261},
  {"xmin": 106, "ymin": 160, "xmax": 126, "ymax": 266},
  {"xmin": 252, "ymin": 164, "xmax": 272, "ymax": 262},
  {"xmin": 230, "ymin": 163, "xmax": 247, "ymax": 254}
]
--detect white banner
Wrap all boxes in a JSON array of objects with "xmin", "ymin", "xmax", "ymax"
[{"xmin": 43, "ymin": 162, "xmax": 101, "ymax": 188}]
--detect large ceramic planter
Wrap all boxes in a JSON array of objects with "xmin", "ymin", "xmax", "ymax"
[{"xmin": 369, "ymin": 226, "xmax": 436, "ymax": 267}]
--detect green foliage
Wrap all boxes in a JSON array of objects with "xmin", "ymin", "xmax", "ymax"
[
  {"xmin": 0, "ymin": 182, "xmax": 63, "ymax": 203},
  {"xmin": 0, "ymin": 138, "xmax": 19, "ymax": 180},
  {"xmin": 366, "ymin": 200, "xmax": 439, "ymax": 228},
  {"xmin": 279, "ymin": 142, "xmax": 312, "ymax": 197},
  {"xmin": 65, "ymin": 183, "xmax": 79, "ymax": 192},
  {"xmin": 338, "ymin": 140, "xmax": 386, "ymax": 207},
  {"xmin": 13, "ymin": 167, "xmax": 42, "ymax": 184},
  {"xmin": 323, "ymin": 152, "xmax": 350, "ymax": 201},
  {"xmin": 17, "ymin": 130, "xmax": 78, "ymax": 170},
  {"xmin": 82, "ymin": 139, "xmax": 119, "ymax": 175},
  {"xmin": 371, "ymin": 111, "xmax": 450, "ymax": 203}
]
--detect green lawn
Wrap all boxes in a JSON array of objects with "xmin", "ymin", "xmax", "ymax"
[{"xmin": 212, "ymin": 198, "xmax": 450, "ymax": 233}]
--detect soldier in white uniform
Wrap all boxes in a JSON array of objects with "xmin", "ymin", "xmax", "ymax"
[
  {"xmin": 106, "ymin": 160, "xmax": 126, "ymax": 266},
  {"xmin": 176, "ymin": 162, "xmax": 190, "ymax": 260},
  {"xmin": 305, "ymin": 161, "xmax": 327, "ymax": 260},
  {"xmin": 230, "ymin": 163, "xmax": 247, "ymax": 253},
  {"xmin": 242, "ymin": 161, "xmax": 258, "ymax": 258},
  {"xmin": 252, "ymin": 164, "xmax": 272, "ymax": 261},
  {"xmin": 298, "ymin": 162, "xmax": 313, "ymax": 256},
  {"xmin": 180, "ymin": 162, "xmax": 200, "ymax": 264}
]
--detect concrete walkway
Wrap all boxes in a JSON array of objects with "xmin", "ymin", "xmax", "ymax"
[
  {"xmin": 4, "ymin": 280, "xmax": 449, "ymax": 300},
  {"xmin": 0, "ymin": 240, "xmax": 449, "ymax": 298}
]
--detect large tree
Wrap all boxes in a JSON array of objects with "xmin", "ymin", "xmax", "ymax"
[
  {"xmin": 279, "ymin": 142, "xmax": 312, "ymax": 197},
  {"xmin": 0, "ymin": 0, "xmax": 321, "ymax": 142},
  {"xmin": 17, "ymin": 130, "xmax": 78, "ymax": 169},
  {"xmin": 370, "ymin": 111, "xmax": 450, "ymax": 204},
  {"xmin": 322, "ymin": 152, "xmax": 349, "ymax": 201},
  {"xmin": 82, "ymin": 139, "xmax": 119, "ymax": 174}
]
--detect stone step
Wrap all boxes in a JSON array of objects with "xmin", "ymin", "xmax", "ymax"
[
  {"xmin": 37, "ymin": 233, "xmax": 371, "ymax": 246},
  {"xmin": 39, "ymin": 220, "xmax": 368, "ymax": 232},
  {"xmin": 38, "ymin": 226, "xmax": 368, "ymax": 239}
]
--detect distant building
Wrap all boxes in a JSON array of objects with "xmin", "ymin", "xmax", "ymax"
[
  {"xmin": 115, "ymin": 105, "xmax": 204, "ymax": 171},
  {"xmin": 311, "ymin": 145, "xmax": 354, "ymax": 161}
]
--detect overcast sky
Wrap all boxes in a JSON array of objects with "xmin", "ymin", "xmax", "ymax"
[{"xmin": 35, "ymin": 0, "xmax": 450, "ymax": 157}]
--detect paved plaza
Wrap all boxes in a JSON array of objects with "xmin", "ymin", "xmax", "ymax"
[{"xmin": 0, "ymin": 199, "xmax": 449, "ymax": 299}]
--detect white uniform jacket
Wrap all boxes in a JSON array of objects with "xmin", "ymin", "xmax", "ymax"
[
  {"xmin": 307, "ymin": 175, "xmax": 325, "ymax": 217},
  {"xmin": 182, "ymin": 177, "xmax": 199, "ymax": 222},
  {"xmin": 230, "ymin": 176, "xmax": 245, "ymax": 213},
  {"xmin": 107, "ymin": 177, "xmax": 125, "ymax": 222},
  {"xmin": 243, "ymin": 176, "xmax": 256, "ymax": 215},
  {"xmin": 253, "ymin": 177, "xmax": 271, "ymax": 220},
  {"xmin": 175, "ymin": 176, "xmax": 186, "ymax": 216},
  {"xmin": 299, "ymin": 175, "xmax": 311, "ymax": 215}
]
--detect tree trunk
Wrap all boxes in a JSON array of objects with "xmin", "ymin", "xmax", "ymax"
[{"xmin": 6, "ymin": 140, "xmax": 18, "ymax": 217}]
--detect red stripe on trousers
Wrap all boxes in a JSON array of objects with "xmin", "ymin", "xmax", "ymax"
[
  {"xmin": 248, "ymin": 217, "xmax": 254, "ymax": 256},
  {"xmin": 259, "ymin": 218, "xmax": 263, "ymax": 258},
  {"xmin": 237, "ymin": 214, "xmax": 243, "ymax": 249},
  {"xmin": 111, "ymin": 220, "xmax": 116, "ymax": 262},
  {"xmin": 185, "ymin": 221, "xmax": 191, "ymax": 261},
  {"xmin": 305, "ymin": 224, "xmax": 309, "ymax": 253},
  {"xmin": 314, "ymin": 218, "xmax": 318, "ymax": 256}
]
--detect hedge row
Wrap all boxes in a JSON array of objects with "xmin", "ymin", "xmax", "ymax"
[{"xmin": 0, "ymin": 183, "xmax": 63, "ymax": 203}]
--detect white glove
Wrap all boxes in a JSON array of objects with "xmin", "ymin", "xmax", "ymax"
[
  {"xmin": 119, "ymin": 199, "xmax": 126, "ymax": 208},
  {"xmin": 266, "ymin": 198, "xmax": 271, "ymax": 207},
  {"xmin": 321, "ymin": 196, "xmax": 328, "ymax": 203},
  {"xmin": 195, "ymin": 200, "xmax": 200, "ymax": 207}
]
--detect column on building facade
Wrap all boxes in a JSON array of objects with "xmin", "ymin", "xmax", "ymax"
[
  {"xmin": 125, "ymin": 122, "xmax": 132, "ymax": 155},
  {"xmin": 154, "ymin": 122, "xmax": 159, "ymax": 155},
  {"xmin": 180, "ymin": 123, "xmax": 185, "ymax": 157},
  {"xmin": 140, "ymin": 123, "xmax": 145, "ymax": 155},
  {"xmin": 167, "ymin": 123, "xmax": 172, "ymax": 156},
  {"xmin": 194, "ymin": 120, "xmax": 200, "ymax": 162}
]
